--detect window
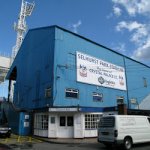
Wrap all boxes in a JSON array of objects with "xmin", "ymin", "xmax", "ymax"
[
  {"xmin": 65, "ymin": 88, "xmax": 79, "ymax": 99},
  {"xmin": 45, "ymin": 87, "xmax": 52, "ymax": 98},
  {"xmin": 42, "ymin": 115, "xmax": 48, "ymax": 129},
  {"xmin": 117, "ymin": 96, "xmax": 124, "ymax": 104},
  {"xmin": 59, "ymin": 116, "xmax": 74, "ymax": 127},
  {"xmin": 60, "ymin": 116, "xmax": 66, "ymax": 126},
  {"xmin": 85, "ymin": 114, "xmax": 102, "ymax": 129},
  {"xmin": 34, "ymin": 114, "xmax": 48, "ymax": 130},
  {"xmin": 51, "ymin": 117, "xmax": 55, "ymax": 124},
  {"xmin": 143, "ymin": 78, "xmax": 147, "ymax": 87},
  {"xmin": 93, "ymin": 92, "xmax": 103, "ymax": 102},
  {"xmin": 67, "ymin": 116, "xmax": 73, "ymax": 126},
  {"xmin": 99, "ymin": 116, "xmax": 115, "ymax": 128}
]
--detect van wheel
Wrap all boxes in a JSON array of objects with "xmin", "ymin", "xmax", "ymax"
[{"xmin": 124, "ymin": 137, "xmax": 132, "ymax": 150}]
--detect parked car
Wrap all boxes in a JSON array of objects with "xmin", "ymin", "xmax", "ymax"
[
  {"xmin": 0, "ymin": 124, "xmax": 11, "ymax": 137},
  {"xmin": 98, "ymin": 115, "xmax": 150, "ymax": 150}
]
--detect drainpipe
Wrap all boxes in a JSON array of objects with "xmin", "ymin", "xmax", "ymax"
[{"xmin": 123, "ymin": 57, "xmax": 130, "ymax": 109}]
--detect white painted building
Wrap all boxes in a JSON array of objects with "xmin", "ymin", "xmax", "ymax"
[{"xmin": 34, "ymin": 109, "xmax": 103, "ymax": 138}]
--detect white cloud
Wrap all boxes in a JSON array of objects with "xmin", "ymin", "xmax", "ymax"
[
  {"xmin": 116, "ymin": 21, "xmax": 150, "ymax": 60},
  {"xmin": 71, "ymin": 20, "xmax": 82, "ymax": 33},
  {"xmin": 116, "ymin": 21, "xmax": 148, "ymax": 45},
  {"xmin": 113, "ymin": 6, "xmax": 122, "ymax": 16},
  {"xmin": 133, "ymin": 38, "xmax": 150, "ymax": 60},
  {"xmin": 112, "ymin": 0, "xmax": 150, "ymax": 16},
  {"xmin": 116, "ymin": 21, "xmax": 143, "ymax": 32},
  {"xmin": 112, "ymin": 1, "xmax": 150, "ymax": 61},
  {"xmin": 131, "ymin": 26, "xmax": 148, "ymax": 45}
]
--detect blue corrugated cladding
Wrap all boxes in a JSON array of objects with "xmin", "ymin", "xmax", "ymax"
[
  {"xmin": 12, "ymin": 27, "xmax": 55, "ymax": 109},
  {"xmin": 53, "ymin": 27, "xmax": 127, "ymax": 108},
  {"xmin": 9, "ymin": 26, "xmax": 150, "ymax": 110},
  {"xmin": 125, "ymin": 58, "xmax": 150, "ymax": 109}
]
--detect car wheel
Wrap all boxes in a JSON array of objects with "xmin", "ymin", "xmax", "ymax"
[{"xmin": 124, "ymin": 137, "xmax": 132, "ymax": 150}]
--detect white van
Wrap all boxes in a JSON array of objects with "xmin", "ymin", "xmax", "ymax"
[{"xmin": 97, "ymin": 115, "xmax": 150, "ymax": 150}]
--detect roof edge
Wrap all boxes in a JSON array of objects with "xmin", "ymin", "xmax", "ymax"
[{"xmin": 29, "ymin": 25, "xmax": 150, "ymax": 68}]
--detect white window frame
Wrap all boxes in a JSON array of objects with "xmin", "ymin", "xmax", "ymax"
[
  {"xmin": 34, "ymin": 114, "xmax": 48, "ymax": 130},
  {"xmin": 93, "ymin": 92, "xmax": 103, "ymax": 102},
  {"xmin": 117, "ymin": 96, "xmax": 124, "ymax": 104},
  {"xmin": 59, "ymin": 116, "xmax": 74, "ymax": 127},
  {"xmin": 65, "ymin": 88, "xmax": 79, "ymax": 99},
  {"xmin": 85, "ymin": 113, "xmax": 102, "ymax": 130}
]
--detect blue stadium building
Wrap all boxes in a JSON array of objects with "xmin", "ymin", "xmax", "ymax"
[{"xmin": 6, "ymin": 25, "xmax": 150, "ymax": 138}]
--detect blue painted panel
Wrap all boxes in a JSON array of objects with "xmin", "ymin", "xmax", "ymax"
[
  {"xmin": 125, "ymin": 58, "xmax": 150, "ymax": 109},
  {"xmin": 7, "ymin": 26, "xmax": 150, "ymax": 111},
  {"xmin": 80, "ymin": 106, "xmax": 117, "ymax": 112},
  {"xmin": 19, "ymin": 112, "xmax": 31, "ymax": 136},
  {"xmin": 12, "ymin": 27, "xmax": 55, "ymax": 109},
  {"xmin": 53, "ymin": 28, "xmax": 127, "ymax": 108},
  {"xmin": 80, "ymin": 107, "xmax": 104, "ymax": 112}
]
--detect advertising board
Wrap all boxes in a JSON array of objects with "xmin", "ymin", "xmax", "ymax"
[{"xmin": 76, "ymin": 51, "xmax": 126, "ymax": 90}]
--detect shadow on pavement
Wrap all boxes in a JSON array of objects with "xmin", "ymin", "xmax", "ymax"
[{"xmin": 0, "ymin": 143, "xmax": 12, "ymax": 150}]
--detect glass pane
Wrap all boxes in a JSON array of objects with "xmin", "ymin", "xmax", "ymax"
[
  {"xmin": 65, "ymin": 88, "xmax": 78, "ymax": 98},
  {"xmin": 66, "ymin": 92, "xmax": 78, "ymax": 98},
  {"xmin": 99, "ymin": 117, "xmax": 115, "ymax": 128},
  {"xmin": 60, "ymin": 116, "xmax": 66, "ymax": 126},
  {"xmin": 93, "ymin": 93, "xmax": 103, "ymax": 101},
  {"xmin": 67, "ymin": 116, "xmax": 73, "ymax": 126},
  {"xmin": 85, "ymin": 114, "xmax": 101, "ymax": 129},
  {"xmin": 51, "ymin": 117, "xmax": 55, "ymax": 124}
]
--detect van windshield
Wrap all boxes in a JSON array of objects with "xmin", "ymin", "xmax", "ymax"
[{"xmin": 99, "ymin": 116, "xmax": 115, "ymax": 127}]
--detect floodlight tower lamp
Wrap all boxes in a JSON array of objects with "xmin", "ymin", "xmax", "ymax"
[
  {"xmin": 9, "ymin": 0, "xmax": 35, "ymax": 102},
  {"xmin": 11, "ymin": 0, "xmax": 35, "ymax": 63}
]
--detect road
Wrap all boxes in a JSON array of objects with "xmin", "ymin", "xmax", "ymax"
[
  {"xmin": 1, "ymin": 142, "xmax": 150, "ymax": 150},
  {"xmin": 1, "ymin": 135, "xmax": 150, "ymax": 150}
]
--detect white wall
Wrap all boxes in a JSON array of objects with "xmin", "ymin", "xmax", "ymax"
[
  {"xmin": 74, "ymin": 113, "xmax": 84, "ymax": 138},
  {"xmin": 34, "ymin": 129, "xmax": 48, "ymax": 137},
  {"xmin": 37, "ymin": 112, "xmax": 104, "ymax": 138},
  {"xmin": 84, "ymin": 130, "xmax": 98, "ymax": 137}
]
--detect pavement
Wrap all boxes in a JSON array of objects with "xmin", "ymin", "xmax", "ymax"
[
  {"xmin": 0, "ymin": 134, "xmax": 98, "ymax": 145},
  {"xmin": 33, "ymin": 136, "xmax": 98, "ymax": 144},
  {"xmin": 0, "ymin": 134, "xmax": 43, "ymax": 145}
]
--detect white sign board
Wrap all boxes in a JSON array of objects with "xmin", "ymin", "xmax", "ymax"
[
  {"xmin": 49, "ymin": 108, "xmax": 78, "ymax": 112},
  {"xmin": 24, "ymin": 121, "xmax": 29, "ymax": 127},
  {"xmin": 25, "ymin": 115, "xmax": 29, "ymax": 120},
  {"xmin": 76, "ymin": 51, "xmax": 126, "ymax": 90}
]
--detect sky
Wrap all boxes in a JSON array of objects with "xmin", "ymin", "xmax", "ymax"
[{"xmin": 1, "ymin": 0, "xmax": 150, "ymax": 96}]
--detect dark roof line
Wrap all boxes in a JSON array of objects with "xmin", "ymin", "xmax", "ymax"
[{"xmin": 29, "ymin": 25, "xmax": 150, "ymax": 68}]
